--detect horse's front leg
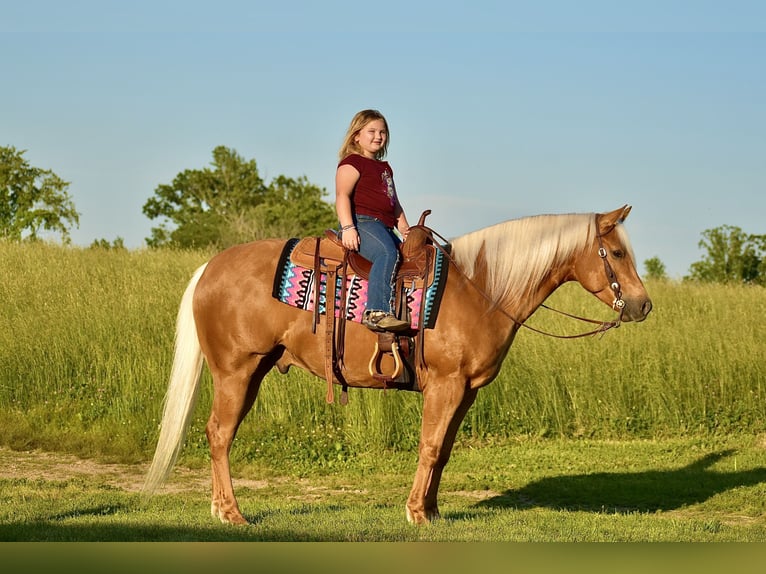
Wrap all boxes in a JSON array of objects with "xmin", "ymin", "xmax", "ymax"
[{"xmin": 406, "ymin": 379, "xmax": 478, "ymax": 524}]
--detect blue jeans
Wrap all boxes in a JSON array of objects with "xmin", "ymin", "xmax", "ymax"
[{"xmin": 354, "ymin": 215, "xmax": 401, "ymax": 314}]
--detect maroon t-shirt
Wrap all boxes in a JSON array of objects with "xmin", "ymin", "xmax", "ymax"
[{"xmin": 338, "ymin": 153, "xmax": 399, "ymax": 228}]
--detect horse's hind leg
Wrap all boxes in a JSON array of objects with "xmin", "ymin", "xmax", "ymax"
[{"xmin": 206, "ymin": 354, "xmax": 277, "ymax": 525}]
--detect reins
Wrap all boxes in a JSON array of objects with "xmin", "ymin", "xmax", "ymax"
[{"xmin": 421, "ymin": 216, "xmax": 624, "ymax": 339}]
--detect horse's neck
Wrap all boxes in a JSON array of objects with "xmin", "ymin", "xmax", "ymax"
[
  {"xmin": 507, "ymin": 278, "xmax": 563, "ymax": 326},
  {"xmin": 466, "ymin": 242, "xmax": 564, "ymax": 326}
]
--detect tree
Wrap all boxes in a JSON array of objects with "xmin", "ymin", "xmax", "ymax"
[
  {"xmin": 218, "ymin": 175, "xmax": 339, "ymax": 245},
  {"xmin": 0, "ymin": 146, "xmax": 80, "ymax": 242},
  {"xmin": 143, "ymin": 146, "xmax": 337, "ymax": 248},
  {"xmin": 89, "ymin": 237, "xmax": 126, "ymax": 250},
  {"xmin": 686, "ymin": 225, "xmax": 765, "ymax": 285},
  {"xmin": 643, "ymin": 256, "xmax": 667, "ymax": 280},
  {"xmin": 143, "ymin": 146, "xmax": 264, "ymax": 248}
]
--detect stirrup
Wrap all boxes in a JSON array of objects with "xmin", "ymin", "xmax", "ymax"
[{"xmin": 368, "ymin": 339, "xmax": 403, "ymax": 381}]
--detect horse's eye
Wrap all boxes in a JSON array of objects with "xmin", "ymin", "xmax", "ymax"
[{"xmin": 613, "ymin": 249, "xmax": 625, "ymax": 259}]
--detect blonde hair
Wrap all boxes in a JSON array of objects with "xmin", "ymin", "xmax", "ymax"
[{"xmin": 338, "ymin": 109, "xmax": 390, "ymax": 161}]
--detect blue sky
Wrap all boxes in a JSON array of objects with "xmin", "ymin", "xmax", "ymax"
[{"xmin": 2, "ymin": 1, "xmax": 764, "ymax": 278}]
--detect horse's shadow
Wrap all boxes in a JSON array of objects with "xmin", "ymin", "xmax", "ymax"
[{"xmin": 475, "ymin": 450, "xmax": 766, "ymax": 514}]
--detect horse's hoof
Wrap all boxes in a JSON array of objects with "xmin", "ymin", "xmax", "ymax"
[
  {"xmin": 212, "ymin": 503, "xmax": 249, "ymax": 525},
  {"xmin": 406, "ymin": 506, "xmax": 435, "ymax": 525},
  {"xmin": 218, "ymin": 512, "xmax": 249, "ymax": 525},
  {"xmin": 225, "ymin": 514, "xmax": 249, "ymax": 525},
  {"xmin": 406, "ymin": 506, "xmax": 419, "ymax": 524}
]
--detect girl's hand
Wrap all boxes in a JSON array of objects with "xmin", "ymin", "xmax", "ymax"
[{"xmin": 341, "ymin": 228, "xmax": 360, "ymax": 251}]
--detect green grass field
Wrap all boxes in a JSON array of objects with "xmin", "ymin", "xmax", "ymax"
[{"xmin": 1, "ymin": 241, "xmax": 765, "ymax": 542}]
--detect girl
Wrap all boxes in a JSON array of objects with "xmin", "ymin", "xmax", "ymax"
[{"xmin": 335, "ymin": 109, "xmax": 411, "ymax": 332}]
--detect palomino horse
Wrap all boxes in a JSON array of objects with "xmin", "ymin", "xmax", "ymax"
[{"xmin": 143, "ymin": 205, "xmax": 652, "ymax": 525}]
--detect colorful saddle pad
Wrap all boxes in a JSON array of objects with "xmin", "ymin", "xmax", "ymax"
[{"xmin": 272, "ymin": 238, "xmax": 448, "ymax": 329}]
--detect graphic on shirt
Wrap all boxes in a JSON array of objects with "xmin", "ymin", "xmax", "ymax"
[{"xmin": 381, "ymin": 169, "xmax": 397, "ymax": 207}]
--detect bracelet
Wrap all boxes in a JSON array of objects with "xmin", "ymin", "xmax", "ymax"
[{"xmin": 340, "ymin": 224, "xmax": 356, "ymax": 231}]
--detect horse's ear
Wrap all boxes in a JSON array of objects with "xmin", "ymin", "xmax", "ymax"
[{"xmin": 598, "ymin": 205, "xmax": 632, "ymax": 235}]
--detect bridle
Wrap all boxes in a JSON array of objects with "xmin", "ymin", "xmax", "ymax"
[
  {"xmin": 596, "ymin": 221, "xmax": 626, "ymax": 314},
  {"xmin": 424, "ymin": 214, "xmax": 626, "ymax": 339},
  {"xmin": 533, "ymin": 216, "xmax": 626, "ymax": 338}
]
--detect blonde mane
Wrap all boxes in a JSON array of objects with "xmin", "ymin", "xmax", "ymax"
[{"xmin": 450, "ymin": 213, "xmax": 631, "ymax": 308}]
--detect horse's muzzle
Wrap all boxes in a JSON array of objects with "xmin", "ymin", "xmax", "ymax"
[{"xmin": 624, "ymin": 298, "xmax": 652, "ymax": 322}]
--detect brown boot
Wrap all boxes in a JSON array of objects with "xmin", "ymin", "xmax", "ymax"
[{"xmin": 362, "ymin": 311, "xmax": 410, "ymax": 332}]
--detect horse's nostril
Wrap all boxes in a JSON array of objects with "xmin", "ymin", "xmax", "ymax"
[{"xmin": 642, "ymin": 299, "xmax": 653, "ymax": 316}]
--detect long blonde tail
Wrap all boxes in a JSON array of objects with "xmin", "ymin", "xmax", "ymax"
[{"xmin": 142, "ymin": 263, "xmax": 208, "ymax": 495}]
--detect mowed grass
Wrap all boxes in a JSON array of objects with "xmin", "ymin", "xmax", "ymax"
[{"xmin": 2, "ymin": 435, "xmax": 766, "ymax": 541}]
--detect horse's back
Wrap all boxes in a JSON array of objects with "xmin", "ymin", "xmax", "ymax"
[
  {"xmin": 193, "ymin": 238, "xmax": 294, "ymax": 357},
  {"xmin": 197, "ymin": 238, "xmax": 286, "ymax": 292}
]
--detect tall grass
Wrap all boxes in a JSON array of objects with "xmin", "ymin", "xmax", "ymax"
[
  {"xmin": 1, "ymin": 242, "xmax": 764, "ymax": 469},
  {"xmin": 0, "ymin": 242, "xmax": 208, "ymax": 461},
  {"xmin": 468, "ymin": 280, "xmax": 766, "ymax": 439}
]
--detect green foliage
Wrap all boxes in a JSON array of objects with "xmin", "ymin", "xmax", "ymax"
[
  {"xmin": 142, "ymin": 146, "xmax": 336, "ymax": 249},
  {"xmin": 687, "ymin": 225, "xmax": 765, "ymax": 285},
  {"xmin": 0, "ymin": 146, "xmax": 80, "ymax": 242},
  {"xmin": 643, "ymin": 256, "xmax": 667, "ymax": 280},
  {"xmin": 218, "ymin": 175, "xmax": 339, "ymax": 245}
]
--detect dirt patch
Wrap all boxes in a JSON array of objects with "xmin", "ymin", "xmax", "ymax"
[
  {"xmin": 0, "ymin": 447, "xmax": 271, "ymax": 494},
  {"xmin": 0, "ymin": 448, "xmax": 493, "ymax": 504},
  {"xmin": 0, "ymin": 447, "xmax": 373, "ymax": 501}
]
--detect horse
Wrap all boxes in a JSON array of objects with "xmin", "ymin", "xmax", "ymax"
[{"xmin": 142, "ymin": 205, "xmax": 652, "ymax": 525}]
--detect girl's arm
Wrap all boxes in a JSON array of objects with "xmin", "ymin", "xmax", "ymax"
[
  {"xmin": 335, "ymin": 164, "xmax": 360, "ymax": 250},
  {"xmin": 395, "ymin": 204, "xmax": 410, "ymax": 240}
]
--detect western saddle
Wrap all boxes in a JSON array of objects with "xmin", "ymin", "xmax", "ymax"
[{"xmin": 288, "ymin": 210, "xmax": 438, "ymax": 404}]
